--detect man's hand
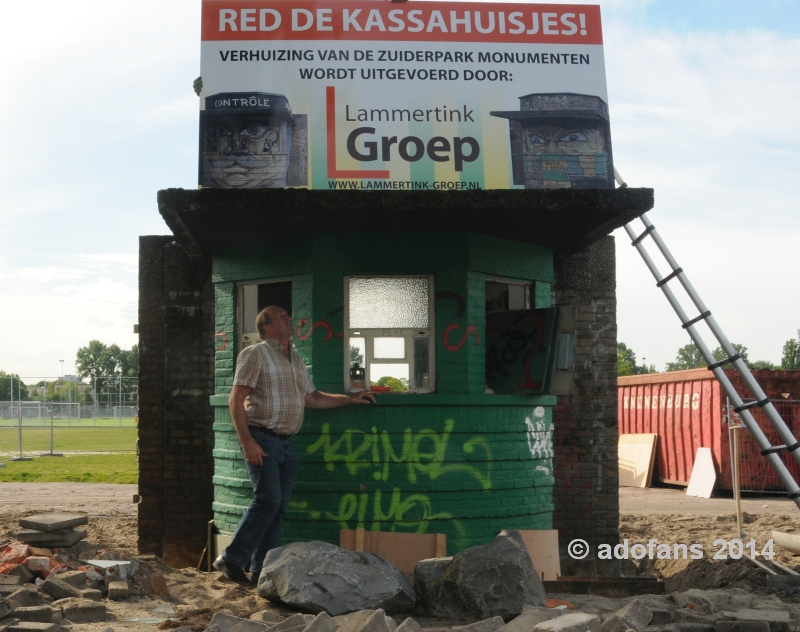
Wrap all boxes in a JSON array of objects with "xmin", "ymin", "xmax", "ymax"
[
  {"xmin": 348, "ymin": 391, "xmax": 377, "ymax": 405},
  {"xmin": 242, "ymin": 438, "xmax": 269, "ymax": 467}
]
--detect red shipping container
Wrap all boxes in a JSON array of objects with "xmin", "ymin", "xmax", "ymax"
[{"xmin": 618, "ymin": 369, "xmax": 800, "ymax": 491}]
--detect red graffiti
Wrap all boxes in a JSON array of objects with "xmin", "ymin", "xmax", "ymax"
[
  {"xmin": 443, "ymin": 324, "xmax": 480, "ymax": 351},
  {"xmin": 297, "ymin": 319, "xmax": 333, "ymax": 341},
  {"xmin": 214, "ymin": 331, "xmax": 228, "ymax": 352}
]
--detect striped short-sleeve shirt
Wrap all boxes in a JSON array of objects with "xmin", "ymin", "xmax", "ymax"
[{"xmin": 232, "ymin": 339, "xmax": 316, "ymax": 436}]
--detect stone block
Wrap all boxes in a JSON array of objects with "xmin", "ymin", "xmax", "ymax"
[
  {"xmin": 652, "ymin": 612, "xmax": 674, "ymax": 626},
  {"xmin": 499, "ymin": 609, "xmax": 563, "ymax": 632},
  {"xmin": 731, "ymin": 611, "xmax": 789, "ymax": 632},
  {"xmin": 0, "ymin": 599, "xmax": 10, "ymax": 620},
  {"xmin": 15, "ymin": 529, "xmax": 86, "ymax": 548},
  {"xmin": 7, "ymin": 568, "xmax": 32, "ymax": 584},
  {"xmin": 305, "ymin": 613, "xmax": 338, "ymax": 632},
  {"xmin": 677, "ymin": 624, "xmax": 714, "ymax": 632},
  {"xmin": 55, "ymin": 598, "xmax": 107, "ymax": 623},
  {"xmin": 0, "ymin": 579, "xmax": 22, "ymax": 588},
  {"xmin": 18, "ymin": 513, "xmax": 88, "ymax": 533},
  {"xmin": 602, "ymin": 600, "xmax": 653, "ymax": 632},
  {"xmin": 7, "ymin": 608, "xmax": 51, "ymax": 624},
  {"xmin": 81, "ymin": 588, "xmax": 103, "ymax": 601},
  {"xmin": 5, "ymin": 590, "xmax": 33, "ymax": 610},
  {"xmin": 7, "ymin": 623, "xmax": 58, "ymax": 632},
  {"xmin": 228, "ymin": 620, "xmax": 275, "ymax": 632},
  {"xmin": 19, "ymin": 590, "xmax": 38, "ymax": 608},
  {"xmin": 270, "ymin": 614, "xmax": 315, "ymax": 632},
  {"xmin": 715, "ymin": 623, "xmax": 771, "ymax": 632},
  {"xmin": 249, "ymin": 611, "xmax": 282, "ymax": 624},
  {"xmin": 765, "ymin": 575, "xmax": 800, "ymax": 591},
  {"xmin": 41, "ymin": 576, "xmax": 80, "ymax": 602},
  {"xmin": 534, "ymin": 613, "xmax": 601, "ymax": 632},
  {"xmin": 22, "ymin": 560, "xmax": 49, "ymax": 575},
  {"xmin": 52, "ymin": 572, "xmax": 85, "ymax": 589},
  {"xmin": 107, "ymin": 582, "xmax": 128, "ymax": 601},
  {"xmin": 395, "ymin": 619, "xmax": 424, "ymax": 632},
  {"xmin": 454, "ymin": 617, "xmax": 505, "ymax": 632}
]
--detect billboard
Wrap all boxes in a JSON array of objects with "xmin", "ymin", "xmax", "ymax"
[{"xmin": 199, "ymin": 1, "xmax": 612, "ymax": 191}]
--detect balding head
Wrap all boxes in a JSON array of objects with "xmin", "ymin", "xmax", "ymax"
[{"xmin": 256, "ymin": 305, "xmax": 292, "ymax": 341}]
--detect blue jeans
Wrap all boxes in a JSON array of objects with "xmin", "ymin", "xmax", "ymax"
[{"xmin": 222, "ymin": 427, "xmax": 299, "ymax": 574}]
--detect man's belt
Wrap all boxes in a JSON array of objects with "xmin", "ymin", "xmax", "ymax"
[{"xmin": 249, "ymin": 424, "xmax": 293, "ymax": 441}]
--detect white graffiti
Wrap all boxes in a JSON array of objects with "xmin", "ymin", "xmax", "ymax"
[{"xmin": 525, "ymin": 416, "xmax": 553, "ymax": 459}]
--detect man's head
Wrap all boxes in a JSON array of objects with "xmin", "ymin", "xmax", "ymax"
[{"xmin": 256, "ymin": 306, "xmax": 294, "ymax": 342}]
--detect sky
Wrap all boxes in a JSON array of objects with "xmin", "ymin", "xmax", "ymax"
[{"xmin": 0, "ymin": 0, "xmax": 798, "ymax": 379}]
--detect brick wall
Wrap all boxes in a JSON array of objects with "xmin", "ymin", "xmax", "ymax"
[
  {"xmin": 552, "ymin": 235, "xmax": 621, "ymax": 576},
  {"xmin": 138, "ymin": 237, "xmax": 216, "ymax": 568}
]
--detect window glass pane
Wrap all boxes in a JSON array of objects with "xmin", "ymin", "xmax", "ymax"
[
  {"xmin": 508, "ymin": 284, "xmax": 528, "ymax": 310},
  {"xmin": 413, "ymin": 337, "xmax": 431, "ymax": 390},
  {"xmin": 370, "ymin": 363, "xmax": 409, "ymax": 392},
  {"xmin": 374, "ymin": 337, "xmax": 405, "ymax": 359},
  {"xmin": 242, "ymin": 284, "xmax": 259, "ymax": 332},
  {"xmin": 485, "ymin": 282, "xmax": 508, "ymax": 312},
  {"xmin": 349, "ymin": 278, "xmax": 429, "ymax": 328},
  {"xmin": 349, "ymin": 338, "xmax": 366, "ymax": 389}
]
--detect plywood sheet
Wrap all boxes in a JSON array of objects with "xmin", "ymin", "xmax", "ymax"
[
  {"xmin": 340, "ymin": 530, "xmax": 443, "ymax": 574},
  {"xmin": 619, "ymin": 433, "xmax": 658, "ymax": 488},
  {"xmin": 513, "ymin": 529, "xmax": 561, "ymax": 581},
  {"xmin": 686, "ymin": 447, "xmax": 717, "ymax": 498}
]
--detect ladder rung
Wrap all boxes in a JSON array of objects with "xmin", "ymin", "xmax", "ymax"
[
  {"xmin": 682, "ymin": 310, "xmax": 711, "ymax": 329},
  {"xmin": 789, "ymin": 490, "xmax": 800, "ymax": 500},
  {"xmin": 631, "ymin": 224, "xmax": 656, "ymax": 246},
  {"xmin": 763, "ymin": 445, "xmax": 788, "ymax": 455},
  {"xmin": 708, "ymin": 353, "xmax": 741, "ymax": 370},
  {"xmin": 734, "ymin": 397, "xmax": 770, "ymax": 413},
  {"xmin": 656, "ymin": 267, "xmax": 683, "ymax": 288}
]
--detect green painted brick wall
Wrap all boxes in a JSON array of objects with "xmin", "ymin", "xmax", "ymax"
[{"xmin": 211, "ymin": 232, "xmax": 556, "ymax": 552}]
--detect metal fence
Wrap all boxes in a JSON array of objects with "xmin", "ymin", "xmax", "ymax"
[{"xmin": 0, "ymin": 376, "xmax": 138, "ymax": 460}]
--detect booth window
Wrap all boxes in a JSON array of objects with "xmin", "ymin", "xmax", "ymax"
[
  {"xmin": 485, "ymin": 280, "xmax": 530, "ymax": 313},
  {"xmin": 237, "ymin": 280, "xmax": 292, "ymax": 350},
  {"xmin": 345, "ymin": 276, "xmax": 434, "ymax": 393}
]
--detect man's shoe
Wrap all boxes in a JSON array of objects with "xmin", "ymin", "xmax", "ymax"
[{"xmin": 212, "ymin": 555, "xmax": 250, "ymax": 583}]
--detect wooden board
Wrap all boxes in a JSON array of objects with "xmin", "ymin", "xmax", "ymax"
[
  {"xmin": 512, "ymin": 529, "xmax": 561, "ymax": 581},
  {"xmin": 686, "ymin": 447, "xmax": 716, "ymax": 498},
  {"xmin": 340, "ymin": 530, "xmax": 445, "ymax": 574},
  {"xmin": 618, "ymin": 433, "xmax": 658, "ymax": 488}
]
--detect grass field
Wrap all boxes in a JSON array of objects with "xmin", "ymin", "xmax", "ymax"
[
  {"xmin": 0, "ymin": 453, "xmax": 138, "ymax": 483},
  {"xmin": 0, "ymin": 427, "xmax": 137, "ymax": 455},
  {"xmin": 0, "ymin": 417, "xmax": 136, "ymax": 428}
]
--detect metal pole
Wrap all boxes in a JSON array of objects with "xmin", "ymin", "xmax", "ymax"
[{"xmin": 733, "ymin": 424, "xmax": 744, "ymax": 537}]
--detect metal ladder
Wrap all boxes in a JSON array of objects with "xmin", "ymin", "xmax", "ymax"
[{"xmin": 617, "ymin": 174, "xmax": 800, "ymax": 508}]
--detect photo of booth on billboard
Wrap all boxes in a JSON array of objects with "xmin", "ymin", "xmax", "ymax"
[{"xmin": 198, "ymin": 1, "xmax": 612, "ymax": 190}]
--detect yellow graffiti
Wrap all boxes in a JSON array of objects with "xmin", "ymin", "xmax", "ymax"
[
  {"xmin": 307, "ymin": 419, "xmax": 492, "ymax": 489},
  {"xmin": 328, "ymin": 488, "xmax": 453, "ymax": 532}
]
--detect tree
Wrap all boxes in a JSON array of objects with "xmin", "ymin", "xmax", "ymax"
[
  {"xmin": 0, "ymin": 371, "xmax": 29, "ymax": 401},
  {"xmin": 76, "ymin": 341, "xmax": 138, "ymax": 379},
  {"xmin": 666, "ymin": 342, "xmax": 707, "ymax": 371},
  {"xmin": 751, "ymin": 360, "xmax": 776, "ymax": 370},
  {"xmin": 782, "ymin": 339, "xmax": 800, "ymax": 370},
  {"xmin": 373, "ymin": 376, "xmax": 409, "ymax": 392},
  {"xmin": 711, "ymin": 344, "xmax": 750, "ymax": 367},
  {"xmin": 617, "ymin": 343, "xmax": 655, "ymax": 376}
]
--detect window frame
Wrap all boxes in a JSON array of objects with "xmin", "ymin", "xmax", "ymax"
[
  {"xmin": 236, "ymin": 278, "xmax": 293, "ymax": 351},
  {"xmin": 485, "ymin": 279, "xmax": 531, "ymax": 313},
  {"xmin": 343, "ymin": 275, "xmax": 435, "ymax": 394}
]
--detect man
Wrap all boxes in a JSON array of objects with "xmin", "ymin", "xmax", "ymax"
[{"xmin": 213, "ymin": 305, "xmax": 375, "ymax": 583}]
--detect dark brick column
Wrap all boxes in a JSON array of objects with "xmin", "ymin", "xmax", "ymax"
[
  {"xmin": 552, "ymin": 235, "xmax": 620, "ymax": 576},
  {"xmin": 138, "ymin": 236, "xmax": 216, "ymax": 568}
]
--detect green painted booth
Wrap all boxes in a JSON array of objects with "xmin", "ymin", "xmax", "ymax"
[{"xmin": 156, "ymin": 187, "xmax": 653, "ymax": 556}]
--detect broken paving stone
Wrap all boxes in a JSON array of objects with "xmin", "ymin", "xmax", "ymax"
[
  {"xmin": 6, "ymin": 568, "xmax": 32, "ymax": 585},
  {"xmin": 0, "ymin": 600, "xmax": 10, "ymax": 620},
  {"xmin": 18, "ymin": 514, "xmax": 88, "ymax": 534},
  {"xmin": 715, "ymin": 623, "xmax": 771, "ymax": 632},
  {"xmin": 334, "ymin": 610, "xmax": 391, "ymax": 632},
  {"xmin": 78, "ymin": 590, "xmax": 101, "ymax": 602},
  {"xmin": 8, "ymin": 623, "xmax": 58, "ymax": 632},
  {"xmin": 602, "ymin": 600, "xmax": 653, "ymax": 632},
  {"xmin": 453, "ymin": 617, "xmax": 505, "ymax": 632},
  {"xmin": 41, "ymin": 576, "xmax": 80, "ymax": 602},
  {"xmin": 22, "ymin": 560, "xmax": 50, "ymax": 575},
  {"xmin": 210, "ymin": 613, "xmax": 254, "ymax": 632},
  {"xmin": 670, "ymin": 593, "xmax": 718, "ymax": 615},
  {"xmin": 304, "ymin": 613, "xmax": 338, "ymax": 632},
  {"xmin": 55, "ymin": 572, "xmax": 86, "ymax": 589},
  {"xmin": 6, "ymin": 589, "xmax": 34, "ymax": 610},
  {"xmin": 727, "ymin": 612, "xmax": 789, "ymax": 632},
  {"xmin": 765, "ymin": 575, "xmax": 800, "ymax": 592},
  {"xmin": 651, "ymin": 612, "xmax": 674, "ymax": 626},
  {"xmin": 395, "ymin": 619, "xmax": 424, "ymax": 632},
  {"xmin": 150, "ymin": 572, "xmax": 169, "ymax": 596},
  {"xmin": 0, "ymin": 579, "xmax": 22, "ymax": 588},
  {"xmin": 14, "ymin": 529, "xmax": 86, "ymax": 549},
  {"xmin": 534, "ymin": 613, "xmax": 602, "ymax": 632},
  {"xmin": 54, "ymin": 598, "xmax": 107, "ymax": 623},
  {"xmin": 107, "ymin": 581, "xmax": 128, "ymax": 601},
  {"xmin": 270, "ymin": 614, "xmax": 315, "ymax": 632},
  {"xmin": 249, "ymin": 611, "xmax": 282, "ymax": 624},
  {"xmin": 498, "ymin": 608, "xmax": 563, "ymax": 632},
  {"xmin": 8, "ymin": 608, "xmax": 51, "ymax": 624},
  {"xmin": 228, "ymin": 621, "xmax": 277, "ymax": 632}
]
